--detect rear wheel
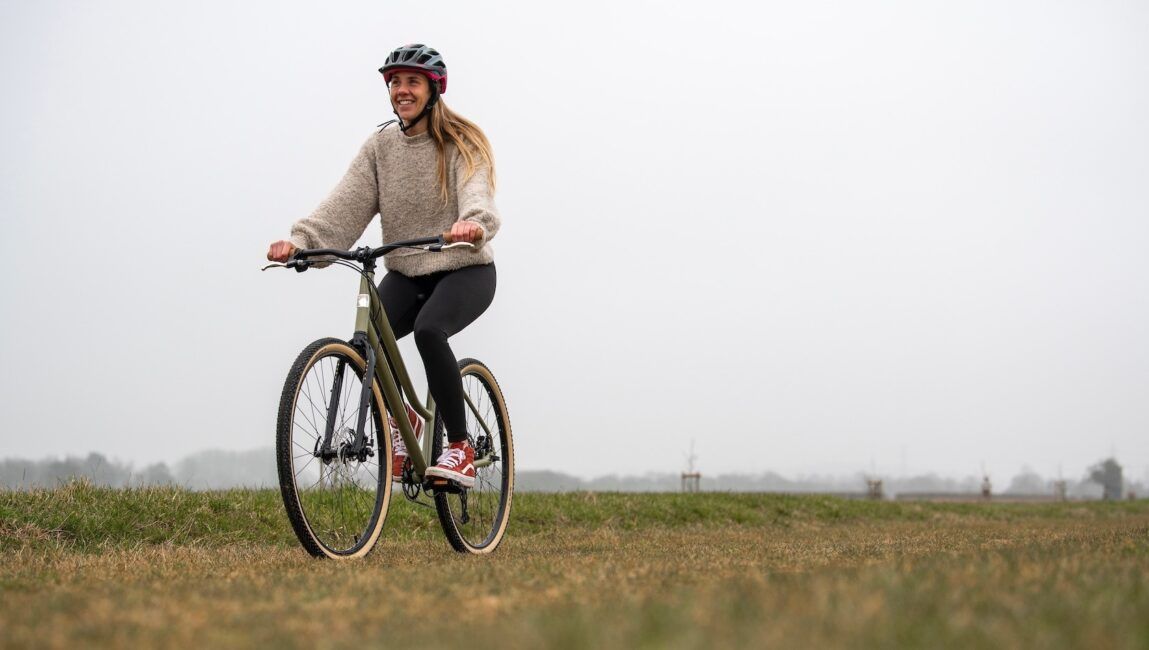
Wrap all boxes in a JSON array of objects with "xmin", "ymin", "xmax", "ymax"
[
  {"xmin": 432, "ymin": 358, "xmax": 514, "ymax": 554},
  {"xmin": 276, "ymin": 338, "xmax": 392, "ymax": 558}
]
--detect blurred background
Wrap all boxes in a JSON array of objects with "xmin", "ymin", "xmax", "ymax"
[{"xmin": 1, "ymin": 0, "xmax": 1146, "ymax": 492}]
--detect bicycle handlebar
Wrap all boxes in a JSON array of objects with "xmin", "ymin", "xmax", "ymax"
[{"xmin": 268, "ymin": 231, "xmax": 477, "ymax": 273}]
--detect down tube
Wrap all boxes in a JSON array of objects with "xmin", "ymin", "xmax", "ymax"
[
  {"xmin": 368, "ymin": 326, "xmax": 427, "ymax": 476},
  {"xmin": 361, "ymin": 278, "xmax": 429, "ymax": 476},
  {"xmin": 365, "ymin": 278, "xmax": 431, "ymax": 421},
  {"xmin": 355, "ymin": 274, "xmax": 415, "ymax": 469}
]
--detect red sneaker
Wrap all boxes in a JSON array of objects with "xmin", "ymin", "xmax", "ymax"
[
  {"xmin": 389, "ymin": 403, "xmax": 423, "ymax": 482},
  {"xmin": 424, "ymin": 440, "xmax": 476, "ymax": 488}
]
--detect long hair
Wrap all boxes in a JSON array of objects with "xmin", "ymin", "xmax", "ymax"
[{"xmin": 426, "ymin": 100, "xmax": 496, "ymax": 203}]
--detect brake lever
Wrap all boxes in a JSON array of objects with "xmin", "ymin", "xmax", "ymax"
[
  {"xmin": 261, "ymin": 260, "xmax": 310, "ymax": 272},
  {"xmin": 425, "ymin": 241, "xmax": 477, "ymax": 252}
]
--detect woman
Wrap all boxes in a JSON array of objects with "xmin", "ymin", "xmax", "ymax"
[{"xmin": 266, "ymin": 43, "xmax": 499, "ymax": 488}]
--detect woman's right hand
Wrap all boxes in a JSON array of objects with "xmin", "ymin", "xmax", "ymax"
[{"xmin": 267, "ymin": 240, "xmax": 297, "ymax": 262}]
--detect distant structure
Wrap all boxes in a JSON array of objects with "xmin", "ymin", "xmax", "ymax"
[
  {"xmin": 866, "ymin": 478, "xmax": 884, "ymax": 500},
  {"xmin": 981, "ymin": 475, "xmax": 992, "ymax": 501},
  {"xmin": 1053, "ymin": 480, "xmax": 1068, "ymax": 502},
  {"xmin": 681, "ymin": 441, "xmax": 701, "ymax": 493}
]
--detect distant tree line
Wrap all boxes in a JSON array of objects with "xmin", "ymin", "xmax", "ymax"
[
  {"xmin": 1087, "ymin": 458, "xmax": 1125, "ymax": 500},
  {"xmin": 0, "ymin": 452, "xmax": 1141, "ymax": 498},
  {"xmin": 0, "ymin": 450, "xmax": 276, "ymax": 490},
  {"xmin": 518, "ymin": 460, "xmax": 1142, "ymax": 498}
]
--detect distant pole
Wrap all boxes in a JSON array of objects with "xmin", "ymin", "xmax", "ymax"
[
  {"xmin": 681, "ymin": 440, "xmax": 701, "ymax": 493},
  {"xmin": 866, "ymin": 477, "xmax": 884, "ymax": 500},
  {"xmin": 1054, "ymin": 464, "xmax": 1066, "ymax": 502}
]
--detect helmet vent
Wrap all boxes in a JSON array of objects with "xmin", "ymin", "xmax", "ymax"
[{"xmin": 379, "ymin": 43, "xmax": 448, "ymax": 93}]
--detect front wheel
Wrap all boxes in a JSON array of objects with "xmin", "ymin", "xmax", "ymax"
[
  {"xmin": 276, "ymin": 338, "xmax": 392, "ymax": 558},
  {"xmin": 432, "ymin": 358, "xmax": 514, "ymax": 554}
]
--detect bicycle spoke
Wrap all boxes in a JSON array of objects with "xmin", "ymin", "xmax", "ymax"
[
  {"xmin": 293, "ymin": 451, "xmax": 318, "ymax": 476},
  {"xmin": 296, "ymin": 376, "xmax": 326, "ymax": 434}
]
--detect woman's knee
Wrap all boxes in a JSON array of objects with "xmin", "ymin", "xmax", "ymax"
[{"xmin": 413, "ymin": 324, "xmax": 448, "ymax": 351}]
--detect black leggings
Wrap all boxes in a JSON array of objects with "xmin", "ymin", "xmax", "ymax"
[{"xmin": 377, "ymin": 263, "xmax": 496, "ymax": 443}]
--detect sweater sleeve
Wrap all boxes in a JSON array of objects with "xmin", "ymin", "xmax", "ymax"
[
  {"xmin": 453, "ymin": 154, "xmax": 500, "ymax": 244},
  {"xmin": 289, "ymin": 137, "xmax": 379, "ymax": 251}
]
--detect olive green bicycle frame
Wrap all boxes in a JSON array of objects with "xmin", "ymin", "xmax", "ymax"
[{"xmin": 353, "ymin": 271, "xmax": 496, "ymax": 480}]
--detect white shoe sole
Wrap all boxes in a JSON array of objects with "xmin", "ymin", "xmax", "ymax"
[{"xmin": 425, "ymin": 466, "xmax": 476, "ymax": 488}]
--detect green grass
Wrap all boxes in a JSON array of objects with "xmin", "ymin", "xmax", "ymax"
[
  {"xmin": 4, "ymin": 480, "xmax": 1143, "ymax": 552},
  {"xmin": 2, "ymin": 482, "xmax": 1148, "ymax": 649}
]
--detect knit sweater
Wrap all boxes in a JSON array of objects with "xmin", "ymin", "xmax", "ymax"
[{"xmin": 289, "ymin": 126, "xmax": 500, "ymax": 276}]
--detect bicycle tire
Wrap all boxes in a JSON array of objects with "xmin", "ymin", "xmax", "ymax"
[
  {"xmin": 432, "ymin": 358, "xmax": 514, "ymax": 554},
  {"xmin": 276, "ymin": 338, "xmax": 392, "ymax": 558}
]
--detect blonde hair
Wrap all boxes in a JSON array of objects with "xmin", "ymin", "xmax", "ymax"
[{"xmin": 427, "ymin": 100, "xmax": 496, "ymax": 202}]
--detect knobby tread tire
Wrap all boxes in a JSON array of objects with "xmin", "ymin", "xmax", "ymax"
[
  {"xmin": 276, "ymin": 338, "xmax": 392, "ymax": 559},
  {"xmin": 432, "ymin": 357, "xmax": 514, "ymax": 554}
]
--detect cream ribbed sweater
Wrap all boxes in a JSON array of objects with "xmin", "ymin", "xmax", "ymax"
[{"xmin": 289, "ymin": 126, "xmax": 499, "ymax": 276}]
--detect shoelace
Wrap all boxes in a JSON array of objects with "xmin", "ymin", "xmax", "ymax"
[
  {"xmin": 436, "ymin": 447, "xmax": 466, "ymax": 468},
  {"xmin": 389, "ymin": 418, "xmax": 407, "ymax": 455}
]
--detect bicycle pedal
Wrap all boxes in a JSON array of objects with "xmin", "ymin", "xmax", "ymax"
[{"xmin": 426, "ymin": 478, "xmax": 466, "ymax": 495}]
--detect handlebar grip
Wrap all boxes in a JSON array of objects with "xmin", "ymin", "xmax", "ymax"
[{"xmin": 441, "ymin": 229, "xmax": 482, "ymax": 245}]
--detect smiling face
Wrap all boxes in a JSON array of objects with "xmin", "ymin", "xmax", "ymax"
[{"xmin": 388, "ymin": 71, "xmax": 432, "ymax": 124}]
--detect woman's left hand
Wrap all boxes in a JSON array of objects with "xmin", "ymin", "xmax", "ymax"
[{"xmin": 449, "ymin": 221, "xmax": 484, "ymax": 244}]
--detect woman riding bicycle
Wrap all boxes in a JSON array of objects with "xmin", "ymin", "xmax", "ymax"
[{"xmin": 266, "ymin": 43, "xmax": 499, "ymax": 488}]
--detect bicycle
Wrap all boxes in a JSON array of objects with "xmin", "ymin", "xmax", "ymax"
[{"xmin": 263, "ymin": 234, "xmax": 514, "ymax": 558}]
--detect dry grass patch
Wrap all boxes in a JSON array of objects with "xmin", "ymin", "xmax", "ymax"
[{"xmin": 3, "ymin": 513, "xmax": 1148, "ymax": 649}]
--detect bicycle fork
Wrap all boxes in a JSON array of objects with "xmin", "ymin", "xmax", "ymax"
[{"xmin": 316, "ymin": 336, "xmax": 377, "ymax": 464}]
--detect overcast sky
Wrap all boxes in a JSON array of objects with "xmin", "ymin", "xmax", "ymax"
[{"xmin": 2, "ymin": 0, "xmax": 1147, "ymax": 486}]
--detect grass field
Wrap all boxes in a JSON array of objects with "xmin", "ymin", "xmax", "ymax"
[{"xmin": 2, "ymin": 482, "xmax": 1148, "ymax": 649}]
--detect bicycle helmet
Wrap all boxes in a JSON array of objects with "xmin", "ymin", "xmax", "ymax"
[{"xmin": 379, "ymin": 43, "xmax": 447, "ymax": 93}]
